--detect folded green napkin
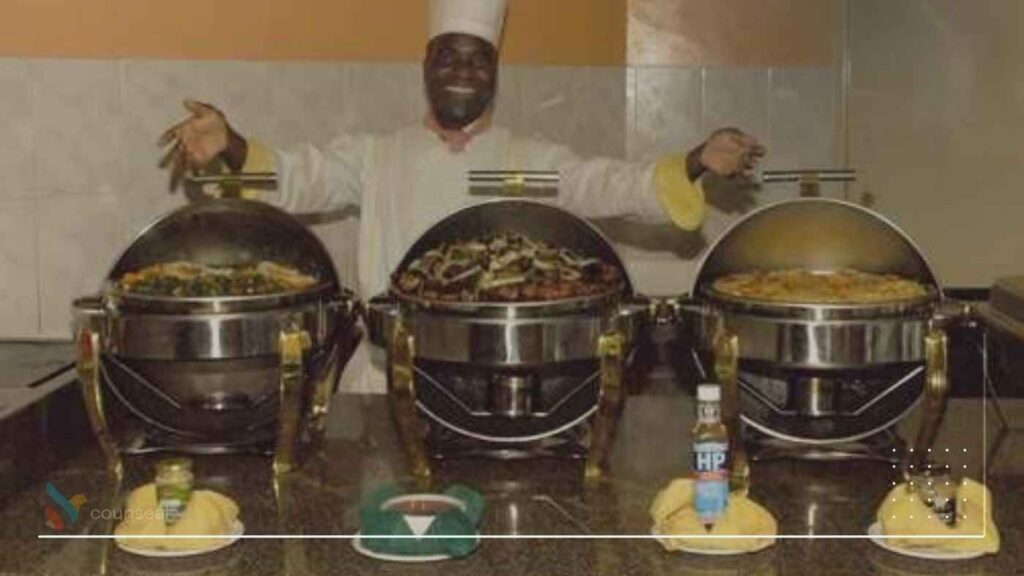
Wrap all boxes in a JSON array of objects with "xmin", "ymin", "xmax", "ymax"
[{"xmin": 359, "ymin": 484, "xmax": 484, "ymax": 558}]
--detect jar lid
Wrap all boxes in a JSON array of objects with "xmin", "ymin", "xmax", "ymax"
[
  {"xmin": 155, "ymin": 457, "xmax": 194, "ymax": 474},
  {"xmin": 697, "ymin": 384, "xmax": 721, "ymax": 402}
]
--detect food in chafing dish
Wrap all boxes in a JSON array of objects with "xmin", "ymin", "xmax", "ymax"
[
  {"xmin": 117, "ymin": 261, "xmax": 318, "ymax": 297},
  {"xmin": 711, "ymin": 268, "xmax": 928, "ymax": 304},
  {"xmin": 393, "ymin": 233, "xmax": 623, "ymax": 302}
]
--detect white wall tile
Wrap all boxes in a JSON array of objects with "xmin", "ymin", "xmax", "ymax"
[
  {"xmin": 630, "ymin": 66, "xmax": 702, "ymax": 160},
  {"xmin": 265, "ymin": 62, "xmax": 348, "ymax": 147},
  {"xmin": 766, "ymin": 66, "xmax": 838, "ymax": 170},
  {"xmin": 624, "ymin": 66, "xmax": 637, "ymax": 161},
  {"xmin": 121, "ymin": 60, "xmax": 217, "ymax": 200},
  {"xmin": 0, "ymin": 60, "xmax": 35, "ymax": 197},
  {"xmin": 702, "ymin": 67, "xmax": 769, "ymax": 142},
  {"xmin": 0, "ymin": 198, "xmax": 39, "ymax": 336},
  {"xmin": 343, "ymin": 63, "xmax": 423, "ymax": 134},
  {"xmin": 306, "ymin": 214, "xmax": 360, "ymax": 289},
  {"xmin": 37, "ymin": 192, "xmax": 125, "ymax": 337},
  {"xmin": 30, "ymin": 60, "xmax": 124, "ymax": 195},
  {"xmin": 195, "ymin": 61, "xmax": 280, "ymax": 143},
  {"xmin": 491, "ymin": 64, "xmax": 521, "ymax": 131},
  {"xmin": 519, "ymin": 66, "xmax": 627, "ymax": 158}
]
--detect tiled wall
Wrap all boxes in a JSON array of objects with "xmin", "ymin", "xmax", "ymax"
[{"xmin": 0, "ymin": 58, "xmax": 839, "ymax": 339}]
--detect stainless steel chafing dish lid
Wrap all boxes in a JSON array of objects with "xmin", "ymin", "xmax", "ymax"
[
  {"xmin": 104, "ymin": 199, "xmax": 342, "ymax": 314},
  {"xmin": 367, "ymin": 199, "xmax": 644, "ymax": 366},
  {"xmin": 686, "ymin": 198, "xmax": 944, "ymax": 368},
  {"xmin": 76, "ymin": 198, "xmax": 357, "ymax": 360},
  {"xmin": 391, "ymin": 199, "xmax": 635, "ymax": 312},
  {"xmin": 693, "ymin": 198, "xmax": 942, "ymax": 298}
]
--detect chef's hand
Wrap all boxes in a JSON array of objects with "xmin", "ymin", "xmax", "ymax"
[
  {"xmin": 686, "ymin": 128, "xmax": 766, "ymax": 182},
  {"xmin": 158, "ymin": 99, "xmax": 248, "ymax": 189}
]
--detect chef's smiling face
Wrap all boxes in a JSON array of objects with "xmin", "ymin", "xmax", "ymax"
[{"xmin": 424, "ymin": 33, "xmax": 498, "ymax": 130}]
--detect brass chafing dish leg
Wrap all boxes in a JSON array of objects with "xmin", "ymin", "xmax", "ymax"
[
  {"xmin": 904, "ymin": 328, "xmax": 950, "ymax": 474},
  {"xmin": 273, "ymin": 474, "xmax": 310, "ymax": 573},
  {"xmin": 304, "ymin": 346, "xmax": 339, "ymax": 448},
  {"xmin": 274, "ymin": 322, "xmax": 312, "ymax": 475},
  {"xmin": 712, "ymin": 319, "xmax": 748, "ymax": 494},
  {"xmin": 306, "ymin": 300, "xmax": 363, "ymax": 446},
  {"xmin": 585, "ymin": 330, "xmax": 625, "ymax": 480},
  {"xmin": 388, "ymin": 319, "xmax": 432, "ymax": 480},
  {"xmin": 75, "ymin": 328, "xmax": 123, "ymax": 479}
]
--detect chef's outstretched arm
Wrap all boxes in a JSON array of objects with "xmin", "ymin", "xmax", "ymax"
[
  {"xmin": 159, "ymin": 98, "xmax": 368, "ymax": 214},
  {"xmin": 548, "ymin": 128, "xmax": 765, "ymax": 230}
]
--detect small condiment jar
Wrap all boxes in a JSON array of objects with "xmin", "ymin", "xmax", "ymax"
[{"xmin": 155, "ymin": 457, "xmax": 194, "ymax": 525}]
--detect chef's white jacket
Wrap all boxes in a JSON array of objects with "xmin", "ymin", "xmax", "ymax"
[{"xmin": 239, "ymin": 123, "xmax": 706, "ymax": 393}]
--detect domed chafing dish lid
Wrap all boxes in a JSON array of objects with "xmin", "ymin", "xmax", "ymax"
[
  {"xmin": 692, "ymin": 198, "xmax": 942, "ymax": 318},
  {"xmin": 105, "ymin": 199, "xmax": 342, "ymax": 314},
  {"xmin": 390, "ymin": 199, "xmax": 634, "ymax": 317}
]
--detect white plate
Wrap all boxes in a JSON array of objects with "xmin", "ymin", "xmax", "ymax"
[
  {"xmin": 115, "ymin": 520, "xmax": 244, "ymax": 558},
  {"xmin": 351, "ymin": 531, "xmax": 480, "ymax": 563},
  {"xmin": 867, "ymin": 522, "xmax": 987, "ymax": 561},
  {"xmin": 651, "ymin": 525, "xmax": 775, "ymax": 556}
]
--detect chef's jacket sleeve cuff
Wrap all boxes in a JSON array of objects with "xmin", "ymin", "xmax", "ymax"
[
  {"xmin": 236, "ymin": 141, "xmax": 276, "ymax": 200},
  {"xmin": 654, "ymin": 154, "xmax": 706, "ymax": 231}
]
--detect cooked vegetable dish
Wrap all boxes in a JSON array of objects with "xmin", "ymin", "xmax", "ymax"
[
  {"xmin": 117, "ymin": 261, "xmax": 318, "ymax": 297},
  {"xmin": 393, "ymin": 233, "xmax": 623, "ymax": 302},
  {"xmin": 711, "ymin": 268, "xmax": 929, "ymax": 304}
]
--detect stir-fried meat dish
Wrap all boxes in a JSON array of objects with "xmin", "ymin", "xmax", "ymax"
[
  {"xmin": 393, "ymin": 233, "xmax": 623, "ymax": 302},
  {"xmin": 117, "ymin": 261, "xmax": 319, "ymax": 297},
  {"xmin": 711, "ymin": 268, "xmax": 928, "ymax": 304}
]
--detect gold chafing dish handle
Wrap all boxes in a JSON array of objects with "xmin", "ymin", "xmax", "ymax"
[
  {"xmin": 274, "ymin": 323, "xmax": 312, "ymax": 475},
  {"xmin": 468, "ymin": 170, "xmax": 559, "ymax": 198},
  {"xmin": 712, "ymin": 317, "xmax": 748, "ymax": 494},
  {"xmin": 904, "ymin": 328, "xmax": 950, "ymax": 474},
  {"xmin": 76, "ymin": 328, "xmax": 123, "ymax": 480},
  {"xmin": 585, "ymin": 330, "xmax": 626, "ymax": 480},
  {"xmin": 185, "ymin": 172, "xmax": 278, "ymax": 185},
  {"xmin": 389, "ymin": 318, "xmax": 432, "ymax": 480}
]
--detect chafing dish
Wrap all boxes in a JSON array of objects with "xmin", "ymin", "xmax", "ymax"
[
  {"xmin": 72, "ymin": 199, "xmax": 360, "ymax": 475},
  {"xmin": 692, "ymin": 198, "xmax": 942, "ymax": 368},
  {"xmin": 367, "ymin": 200, "xmax": 648, "ymax": 479},
  {"xmin": 677, "ymin": 199, "xmax": 955, "ymax": 477}
]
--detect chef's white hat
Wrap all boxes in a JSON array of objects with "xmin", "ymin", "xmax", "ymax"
[{"xmin": 428, "ymin": 0, "xmax": 507, "ymax": 46}]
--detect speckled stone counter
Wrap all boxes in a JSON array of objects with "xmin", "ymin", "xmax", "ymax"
[
  {"xmin": 1, "ymin": 389, "xmax": 1021, "ymax": 575},
  {"xmin": 0, "ymin": 342, "xmax": 73, "ymax": 390}
]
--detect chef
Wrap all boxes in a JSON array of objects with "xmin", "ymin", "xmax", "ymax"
[{"xmin": 160, "ymin": 0, "xmax": 765, "ymax": 393}]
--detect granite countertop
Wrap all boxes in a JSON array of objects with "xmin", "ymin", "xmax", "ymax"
[
  {"xmin": 0, "ymin": 342, "xmax": 74, "ymax": 389},
  {"xmin": 1, "ymin": 384, "xmax": 1021, "ymax": 576},
  {"xmin": 0, "ymin": 342, "xmax": 75, "ymax": 421}
]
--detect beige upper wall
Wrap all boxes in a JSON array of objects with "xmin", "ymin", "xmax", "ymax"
[
  {"xmin": 628, "ymin": 0, "xmax": 835, "ymax": 66},
  {"xmin": 0, "ymin": 0, "xmax": 626, "ymax": 65},
  {"xmin": 0, "ymin": 0, "xmax": 834, "ymax": 67}
]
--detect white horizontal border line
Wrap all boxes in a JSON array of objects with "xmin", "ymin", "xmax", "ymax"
[{"xmin": 39, "ymin": 534, "xmax": 987, "ymax": 540}]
